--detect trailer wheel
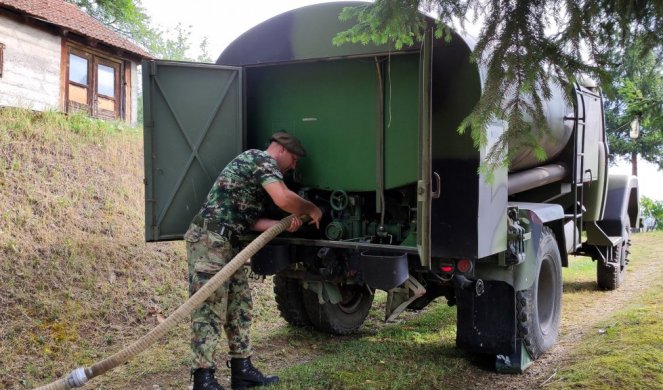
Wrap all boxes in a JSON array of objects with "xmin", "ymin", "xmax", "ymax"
[
  {"xmin": 517, "ymin": 227, "xmax": 562, "ymax": 359},
  {"xmin": 273, "ymin": 275, "xmax": 312, "ymax": 327},
  {"xmin": 597, "ymin": 217, "xmax": 631, "ymax": 290},
  {"xmin": 302, "ymin": 284, "xmax": 373, "ymax": 335}
]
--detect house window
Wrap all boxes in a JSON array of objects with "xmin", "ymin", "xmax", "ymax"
[
  {"xmin": 0, "ymin": 43, "xmax": 5, "ymax": 78},
  {"xmin": 67, "ymin": 52, "xmax": 90, "ymax": 113},
  {"xmin": 97, "ymin": 63, "xmax": 115, "ymax": 97},
  {"xmin": 65, "ymin": 45, "xmax": 122, "ymax": 120},
  {"xmin": 69, "ymin": 54, "xmax": 88, "ymax": 85}
]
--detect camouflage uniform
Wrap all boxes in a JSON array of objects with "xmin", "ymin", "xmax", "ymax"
[{"xmin": 184, "ymin": 149, "xmax": 283, "ymax": 369}]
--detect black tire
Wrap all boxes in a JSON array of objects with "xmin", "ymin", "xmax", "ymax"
[
  {"xmin": 597, "ymin": 217, "xmax": 631, "ymax": 290},
  {"xmin": 273, "ymin": 275, "xmax": 312, "ymax": 327},
  {"xmin": 516, "ymin": 227, "xmax": 562, "ymax": 359},
  {"xmin": 302, "ymin": 284, "xmax": 374, "ymax": 335}
]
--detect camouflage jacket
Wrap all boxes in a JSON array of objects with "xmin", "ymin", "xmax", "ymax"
[{"xmin": 197, "ymin": 149, "xmax": 283, "ymax": 234}]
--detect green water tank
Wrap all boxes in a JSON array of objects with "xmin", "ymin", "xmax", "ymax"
[{"xmin": 245, "ymin": 55, "xmax": 419, "ymax": 192}]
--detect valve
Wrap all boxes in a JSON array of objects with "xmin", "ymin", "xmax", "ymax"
[{"xmin": 329, "ymin": 190, "xmax": 349, "ymax": 211}]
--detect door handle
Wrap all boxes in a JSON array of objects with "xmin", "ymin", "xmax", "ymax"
[{"xmin": 432, "ymin": 172, "xmax": 441, "ymax": 199}]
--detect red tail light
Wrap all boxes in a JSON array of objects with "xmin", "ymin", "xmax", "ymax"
[
  {"xmin": 440, "ymin": 264, "xmax": 454, "ymax": 273},
  {"xmin": 456, "ymin": 258, "xmax": 472, "ymax": 273}
]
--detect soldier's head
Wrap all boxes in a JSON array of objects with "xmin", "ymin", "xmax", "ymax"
[{"xmin": 267, "ymin": 131, "xmax": 306, "ymax": 172}]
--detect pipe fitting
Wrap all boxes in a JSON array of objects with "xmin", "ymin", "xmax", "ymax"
[{"xmin": 66, "ymin": 367, "xmax": 89, "ymax": 388}]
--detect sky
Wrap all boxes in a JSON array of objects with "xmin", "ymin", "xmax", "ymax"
[
  {"xmin": 611, "ymin": 159, "xmax": 662, "ymax": 201},
  {"xmin": 139, "ymin": 0, "xmax": 346, "ymax": 60},
  {"xmin": 139, "ymin": 0, "xmax": 663, "ymax": 201}
]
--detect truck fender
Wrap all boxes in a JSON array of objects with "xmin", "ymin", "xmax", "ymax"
[
  {"xmin": 510, "ymin": 202, "xmax": 568, "ymax": 272},
  {"xmin": 472, "ymin": 203, "xmax": 566, "ymax": 290},
  {"xmin": 597, "ymin": 174, "xmax": 639, "ymax": 239}
]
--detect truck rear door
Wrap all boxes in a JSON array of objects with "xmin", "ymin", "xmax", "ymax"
[
  {"xmin": 417, "ymin": 31, "xmax": 433, "ymax": 266},
  {"xmin": 142, "ymin": 60, "xmax": 243, "ymax": 241}
]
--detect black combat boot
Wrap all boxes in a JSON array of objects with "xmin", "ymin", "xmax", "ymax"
[
  {"xmin": 229, "ymin": 357, "xmax": 279, "ymax": 389},
  {"xmin": 192, "ymin": 368, "xmax": 225, "ymax": 390}
]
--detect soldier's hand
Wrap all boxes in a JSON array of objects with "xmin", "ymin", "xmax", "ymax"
[
  {"xmin": 308, "ymin": 206, "xmax": 323, "ymax": 229},
  {"xmin": 286, "ymin": 216, "xmax": 303, "ymax": 232}
]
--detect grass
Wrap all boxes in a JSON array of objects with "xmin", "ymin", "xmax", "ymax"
[
  {"xmin": 551, "ymin": 288, "xmax": 663, "ymax": 389},
  {"xmin": 548, "ymin": 231, "xmax": 663, "ymax": 390},
  {"xmin": 271, "ymin": 302, "xmax": 466, "ymax": 390}
]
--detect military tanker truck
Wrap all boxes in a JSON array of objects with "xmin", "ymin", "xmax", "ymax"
[{"xmin": 142, "ymin": 2, "xmax": 639, "ymax": 372}]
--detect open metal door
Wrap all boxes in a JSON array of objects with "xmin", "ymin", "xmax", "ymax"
[
  {"xmin": 142, "ymin": 60, "xmax": 243, "ymax": 241},
  {"xmin": 417, "ymin": 30, "xmax": 433, "ymax": 266}
]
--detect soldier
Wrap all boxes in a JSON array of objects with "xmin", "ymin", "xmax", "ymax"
[{"xmin": 184, "ymin": 131, "xmax": 322, "ymax": 390}]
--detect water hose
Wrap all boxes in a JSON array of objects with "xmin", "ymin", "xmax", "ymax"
[{"xmin": 35, "ymin": 214, "xmax": 302, "ymax": 390}]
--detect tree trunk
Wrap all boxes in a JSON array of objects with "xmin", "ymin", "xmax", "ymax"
[{"xmin": 631, "ymin": 151, "xmax": 638, "ymax": 176}]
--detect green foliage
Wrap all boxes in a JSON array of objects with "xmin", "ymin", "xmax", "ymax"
[
  {"xmin": 68, "ymin": 0, "xmax": 212, "ymax": 62},
  {"xmin": 640, "ymin": 196, "xmax": 663, "ymax": 230},
  {"xmin": 605, "ymin": 40, "xmax": 663, "ymax": 171},
  {"xmin": 68, "ymin": 0, "xmax": 151, "ymax": 42},
  {"xmin": 333, "ymin": 2, "xmax": 428, "ymax": 49},
  {"xmin": 149, "ymin": 22, "xmax": 192, "ymax": 61},
  {"xmin": 197, "ymin": 37, "xmax": 214, "ymax": 63},
  {"xmin": 334, "ymin": 0, "xmax": 663, "ymax": 170}
]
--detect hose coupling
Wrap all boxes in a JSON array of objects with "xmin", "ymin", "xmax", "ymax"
[{"xmin": 66, "ymin": 367, "xmax": 89, "ymax": 388}]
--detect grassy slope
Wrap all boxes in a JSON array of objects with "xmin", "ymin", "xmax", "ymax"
[{"xmin": 0, "ymin": 109, "xmax": 189, "ymax": 389}]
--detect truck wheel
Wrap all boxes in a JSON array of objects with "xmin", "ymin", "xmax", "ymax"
[
  {"xmin": 302, "ymin": 284, "xmax": 373, "ymax": 335},
  {"xmin": 273, "ymin": 275, "xmax": 312, "ymax": 327},
  {"xmin": 516, "ymin": 227, "xmax": 562, "ymax": 359},
  {"xmin": 597, "ymin": 217, "xmax": 631, "ymax": 290}
]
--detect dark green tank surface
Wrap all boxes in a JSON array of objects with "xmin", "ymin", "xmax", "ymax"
[{"xmin": 246, "ymin": 54, "xmax": 419, "ymax": 191}]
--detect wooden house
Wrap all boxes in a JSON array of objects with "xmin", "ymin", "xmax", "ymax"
[{"xmin": 0, "ymin": 0, "xmax": 152, "ymax": 123}]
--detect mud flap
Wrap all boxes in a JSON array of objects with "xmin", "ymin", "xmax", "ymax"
[
  {"xmin": 455, "ymin": 278, "xmax": 516, "ymax": 355},
  {"xmin": 495, "ymin": 339, "xmax": 534, "ymax": 373}
]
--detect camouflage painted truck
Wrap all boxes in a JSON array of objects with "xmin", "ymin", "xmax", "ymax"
[{"xmin": 142, "ymin": 2, "xmax": 639, "ymax": 372}]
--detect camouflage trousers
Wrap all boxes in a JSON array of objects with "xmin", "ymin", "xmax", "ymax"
[{"xmin": 184, "ymin": 223, "xmax": 253, "ymax": 369}]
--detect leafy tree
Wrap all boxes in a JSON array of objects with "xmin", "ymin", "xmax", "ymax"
[
  {"xmin": 68, "ymin": 0, "xmax": 209, "ymax": 61},
  {"xmin": 152, "ymin": 23, "xmax": 192, "ymax": 61},
  {"xmin": 68, "ymin": 0, "xmax": 153, "ymax": 46},
  {"xmin": 197, "ymin": 37, "xmax": 213, "ymax": 63},
  {"xmin": 604, "ymin": 42, "xmax": 663, "ymax": 175},
  {"xmin": 640, "ymin": 196, "xmax": 663, "ymax": 231},
  {"xmin": 334, "ymin": 0, "xmax": 663, "ymax": 169}
]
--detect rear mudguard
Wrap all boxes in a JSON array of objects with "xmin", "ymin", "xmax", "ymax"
[
  {"xmin": 455, "ymin": 203, "xmax": 564, "ymax": 355},
  {"xmin": 588, "ymin": 174, "xmax": 639, "ymax": 245}
]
